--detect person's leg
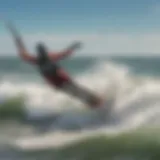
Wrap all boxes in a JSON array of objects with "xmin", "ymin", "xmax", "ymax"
[{"xmin": 61, "ymin": 82, "xmax": 103, "ymax": 108}]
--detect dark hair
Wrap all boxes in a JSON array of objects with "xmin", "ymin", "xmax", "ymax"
[{"xmin": 36, "ymin": 43, "xmax": 49, "ymax": 64}]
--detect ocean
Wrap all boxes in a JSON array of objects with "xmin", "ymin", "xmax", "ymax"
[{"xmin": 1, "ymin": 55, "xmax": 160, "ymax": 160}]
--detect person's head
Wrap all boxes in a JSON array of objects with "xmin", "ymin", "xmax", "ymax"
[{"xmin": 36, "ymin": 43, "xmax": 49, "ymax": 64}]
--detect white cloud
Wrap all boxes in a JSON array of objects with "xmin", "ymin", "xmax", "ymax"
[{"xmin": 1, "ymin": 32, "xmax": 160, "ymax": 56}]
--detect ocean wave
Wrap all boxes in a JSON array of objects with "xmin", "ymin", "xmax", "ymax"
[
  {"xmin": 1, "ymin": 60, "xmax": 160, "ymax": 132},
  {"xmin": 55, "ymin": 128, "xmax": 160, "ymax": 160},
  {"xmin": 0, "ymin": 95, "xmax": 26, "ymax": 120},
  {"xmin": 9, "ymin": 128, "xmax": 160, "ymax": 160}
]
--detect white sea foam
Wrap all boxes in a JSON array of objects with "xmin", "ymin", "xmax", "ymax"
[{"xmin": 2, "ymin": 60, "xmax": 160, "ymax": 150}]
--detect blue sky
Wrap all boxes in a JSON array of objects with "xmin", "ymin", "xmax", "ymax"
[{"xmin": 0, "ymin": 0, "xmax": 160, "ymax": 55}]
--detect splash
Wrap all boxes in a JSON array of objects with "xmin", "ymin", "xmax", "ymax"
[{"xmin": 1, "ymin": 60, "xmax": 160, "ymax": 130}]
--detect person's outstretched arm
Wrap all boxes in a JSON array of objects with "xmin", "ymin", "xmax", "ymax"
[
  {"xmin": 48, "ymin": 41, "xmax": 82, "ymax": 61},
  {"xmin": 6, "ymin": 21, "xmax": 37, "ymax": 64}
]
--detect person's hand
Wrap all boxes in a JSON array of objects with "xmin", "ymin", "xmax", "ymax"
[
  {"xmin": 4, "ymin": 20, "xmax": 22, "ymax": 41},
  {"xmin": 69, "ymin": 41, "xmax": 82, "ymax": 50}
]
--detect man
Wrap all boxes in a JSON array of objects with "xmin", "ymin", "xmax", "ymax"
[{"xmin": 6, "ymin": 22, "xmax": 104, "ymax": 108}]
